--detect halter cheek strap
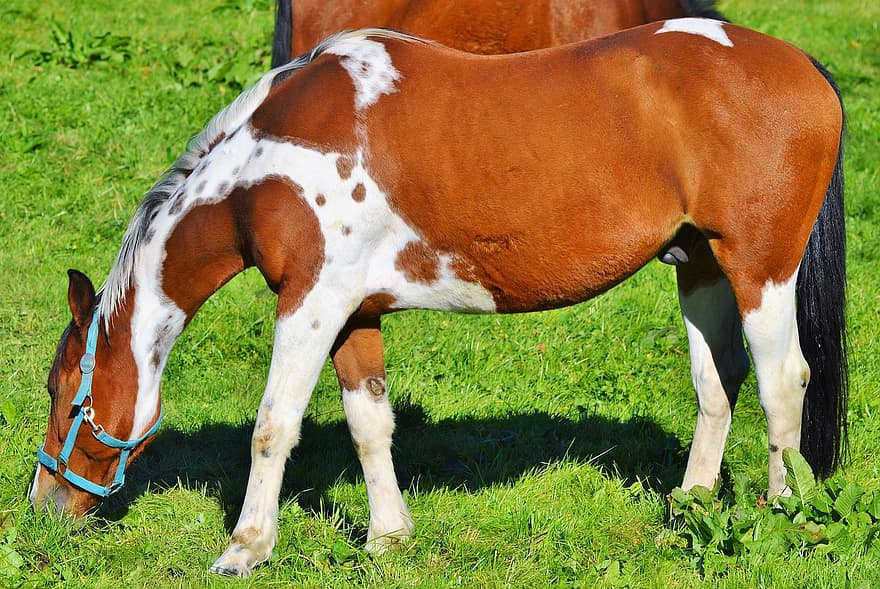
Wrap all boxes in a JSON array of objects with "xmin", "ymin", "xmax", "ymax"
[{"xmin": 37, "ymin": 309, "xmax": 163, "ymax": 498}]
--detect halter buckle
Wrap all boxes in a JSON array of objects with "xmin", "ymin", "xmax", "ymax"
[{"xmin": 79, "ymin": 353, "xmax": 96, "ymax": 374}]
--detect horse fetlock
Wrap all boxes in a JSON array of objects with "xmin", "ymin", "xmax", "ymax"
[{"xmin": 768, "ymin": 455, "xmax": 793, "ymax": 498}]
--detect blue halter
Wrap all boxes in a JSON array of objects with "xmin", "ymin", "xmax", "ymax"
[{"xmin": 37, "ymin": 309, "xmax": 163, "ymax": 498}]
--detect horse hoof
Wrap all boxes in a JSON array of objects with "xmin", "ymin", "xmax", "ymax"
[
  {"xmin": 209, "ymin": 563, "xmax": 249, "ymax": 578},
  {"xmin": 209, "ymin": 548, "xmax": 257, "ymax": 578}
]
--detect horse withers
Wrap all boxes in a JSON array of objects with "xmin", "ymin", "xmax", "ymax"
[{"xmin": 31, "ymin": 20, "xmax": 847, "ymax": 577}]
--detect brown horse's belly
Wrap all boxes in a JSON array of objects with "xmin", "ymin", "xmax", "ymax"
[
  {"xmin": 445, "ymin": 213, "xmax": 677, "ymax": 313},
  {"xmin": 384, "ymin": 189, "xmax": 683, "ymax": 314}
]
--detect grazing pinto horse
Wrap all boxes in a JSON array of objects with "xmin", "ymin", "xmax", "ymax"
[
  {"xmin": 272, "ymin": 0, "xmax": 726, "ymax": 65},
  {"xmin": 32, "ymin": 20, "xmax": 846, "ymax": 577}
]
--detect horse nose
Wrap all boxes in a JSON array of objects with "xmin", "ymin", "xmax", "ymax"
[{"xmin": 29, "ymin": 465, "xmax": 69, "ymax": 513}]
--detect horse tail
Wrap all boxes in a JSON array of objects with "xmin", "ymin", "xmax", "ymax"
[
  {"xmin": 678, "ymin": 0, "xmax": 728, "ymax": 21},
  {"xmin": 271, "ymin": 0, "xmax": 293, "ymax": 68},
  {"xmin": 797, "ymin": 55, "xmax": 848, "ymax": 479}
]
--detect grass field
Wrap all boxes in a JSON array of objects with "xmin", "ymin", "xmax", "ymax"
[{"xmin": 1, "ymin": 0, "xmax": 878, "ymax": 586}]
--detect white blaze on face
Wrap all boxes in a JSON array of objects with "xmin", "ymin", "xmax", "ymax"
[
  {"xmin": 28, "ymin": 465, "xmax": 42, "ymax": 505},
  {"xmin": 326, "ymin": 37, "xmax": 401, "ymax": 110},
  {"xmin": 655, "ymin": 18, "xmax": 734, "ymax": 47}
]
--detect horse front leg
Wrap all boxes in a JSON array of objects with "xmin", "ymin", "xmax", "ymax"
[
  {"xmin": 210, "ymin": 292, "xmax": 352, "ymax": 577},
  {"xmin": 331, "ymin": 316, "xmax": 412, "ymax": 551}
]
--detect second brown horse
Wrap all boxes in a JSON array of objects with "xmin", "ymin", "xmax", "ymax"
[{"xmin": 272, "ymin": 0, "xmax": 726, "ymax": 66}]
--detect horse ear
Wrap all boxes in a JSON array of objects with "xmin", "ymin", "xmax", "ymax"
[{"xmin": 67, "ymin": 269, "xmax": 96, "ymax": 330}]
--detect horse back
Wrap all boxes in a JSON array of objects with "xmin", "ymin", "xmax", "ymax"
[{"xmin": 250, "ymin": 23, "xmax": 842, "ymax": 313}]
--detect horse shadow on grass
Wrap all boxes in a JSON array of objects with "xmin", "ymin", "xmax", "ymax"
[{"xmin": 104, "ymin": 400, "xmax": 686, "ymax": 535}]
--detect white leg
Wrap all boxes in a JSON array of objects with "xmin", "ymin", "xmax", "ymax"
[
  {"xmin": 210, "ymin": 295, "xmax": 352, "ymax": 577},
  {"xmin": 742, "ymin": 271, "xmax": 809, "ymax": 496},
  {"xmin": 679, "ymin": 277, "xmax": 750, "ymax": 490},
  {"xmin": 343, "ymin": 380, "xmax": 412, "ymax": 549},
  {"xmin": 331, "ymin": 319, "xmax": 412, "ymax": 550}
]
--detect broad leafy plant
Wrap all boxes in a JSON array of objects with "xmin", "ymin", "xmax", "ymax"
[{"xmin": 662, "ymin": 449, "xmax": 880, "ymax": 577}]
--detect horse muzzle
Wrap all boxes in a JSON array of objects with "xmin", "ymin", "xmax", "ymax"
[{"xmin": 29, "ymin": 463, "xmax": 97, "ymax": 517}]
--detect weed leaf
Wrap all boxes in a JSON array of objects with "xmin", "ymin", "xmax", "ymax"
[
  {"xmin": 833, "ymin": 483, "xmax": 864, "ymax": 520},
  {"xmin": 0, "ymin": 544, "xmax": 23, "ymax": 579},
  {"xmin": 782, "ymin": 448, "xmax": 817, "ymax": 504}
]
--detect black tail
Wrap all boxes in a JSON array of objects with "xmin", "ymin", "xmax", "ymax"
[
  {"xmin": 271, "ymin": 0, "xmax": 293, "ymax": 68},
  {"xmin": 797, "ymin": 56, "xmax": 848, "ymax": 479},
  {"xmin": 679, "ymin": 0, "xmax": 728, "ymax": 21}
]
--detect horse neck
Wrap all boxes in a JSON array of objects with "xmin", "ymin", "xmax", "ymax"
[{"xmin": 114, "ymin": 187, "xmax": 247, "ymax": 435}]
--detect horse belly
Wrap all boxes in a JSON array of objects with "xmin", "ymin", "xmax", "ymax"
[{"xmin": 374, "ymin": 196, "xmax": 680, "ymax": 315}]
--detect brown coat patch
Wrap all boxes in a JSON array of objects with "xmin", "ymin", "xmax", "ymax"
[
  {"xmin": 351, "ymin": 183, "xmax": 366, "ymax": 202},
  {"xmin": 337, "ymin": 154, "xmax": 356, "ymax": 179},
  {"xmin": 356, "ymin": 293, "xmax": 398, "ymax": 317},
  {"xmin": 394, "ymin": 241, "xmax": 441, "ymax": 284},
  {"xmin": 251, "ymin": 55, "xmax": 357, "ymax": 152},
  {"xmin": 163, "ymin": 178, "xmax": 324, "ymax": 318}
]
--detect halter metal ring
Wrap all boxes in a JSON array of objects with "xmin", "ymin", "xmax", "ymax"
[{"xmin": 81, "ymin": 405, "xmax": 104, "ymax": 435}]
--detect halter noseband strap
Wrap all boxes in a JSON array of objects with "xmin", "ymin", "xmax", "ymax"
[{"xmin": 37, "ymin": 308, "xmax": 163, "ymax": 498}]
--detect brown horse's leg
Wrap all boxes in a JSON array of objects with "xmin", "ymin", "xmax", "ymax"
[
  {"xmin": 738, "ymin": 270, "xmax": 809, "ymax": 496},
  {"xmin": 708, "ymin": 241, "xmax": 810, "ymax": 496},
  {"xmin": 331, "ymin": 316, "xmax": 412, "ymax": 549},
  {"xmin": 676, "ymin": 239, "xmax": 750, "ymax": 490}
]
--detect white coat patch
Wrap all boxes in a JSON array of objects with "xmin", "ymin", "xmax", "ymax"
[
  {"xmin": 656, "ymin": 18, "xmax": 733, "ymax": 47},
  {"xmin": 234, "ymin": 132, "xmax": 497, "ymax": 315},
  {"xmin": 326, "ymin": 38, "xmax": 401, "ymax": 110}
]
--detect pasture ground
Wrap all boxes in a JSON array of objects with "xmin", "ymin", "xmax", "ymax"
[{"xmin": 0, "ymin": 0, "xmax": 878, "ymax": 586}]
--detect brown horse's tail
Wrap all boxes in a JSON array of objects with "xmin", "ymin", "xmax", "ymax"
[
  {"xmin": 272, "ymin": 0, "xmax": 293, "ymax": 68},
  {"xmin": 797, "ymin": 56, "xmax": 848, "ymax": 479},
  {"xmin": 679, "ymin": 0, "xmax": 728, "ymax": 21}
]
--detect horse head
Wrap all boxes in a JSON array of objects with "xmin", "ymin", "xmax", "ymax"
[{"xmin": 30, "ymin": 270, "xmax": 160, "ymax": 515}]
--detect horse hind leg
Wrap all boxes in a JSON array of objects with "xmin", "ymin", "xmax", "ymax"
[
  {"xmin": 677, "ymin": 240, "xmax": 750, "ymax": 491},
  {"xmin": 709, "ymin": 238, "xmax": 811, "ymax": 496},
  {"xmin": 740, "ymin": 268, "xmax": 809, "ymax": 496},
  {"xmin": 331, "ymin": 316, "xmax": 413, "ymax": 550}
]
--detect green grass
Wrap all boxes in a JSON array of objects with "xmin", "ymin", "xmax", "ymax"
[{"xmin": 1, "ymin": 0, "xmax": 878, "ymax": 586}]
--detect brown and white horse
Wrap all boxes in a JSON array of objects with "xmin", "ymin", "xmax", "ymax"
[
  {"xmin": 32, "ymin": 20, "xmax": 847, "ymax": 577},
  {"xmin": 272, "ymin": 0, "xmax": 726, "ymax": 65}
]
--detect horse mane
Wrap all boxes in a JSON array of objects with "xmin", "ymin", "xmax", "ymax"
[{"xmin": 97, "ymin": 29, "xmax": 426, "ymax": 323}]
